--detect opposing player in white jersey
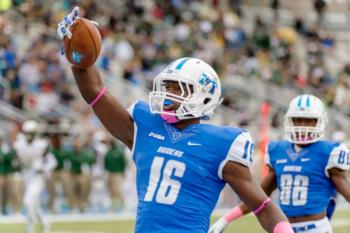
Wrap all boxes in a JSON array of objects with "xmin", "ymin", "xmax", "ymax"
[
  {"xmin": 14, "ymin": 120, "xmax": 57, "ymax": 233},
  {"xmin": 209, "ymin": 94, "xmax": 350, "ymax": 233}
]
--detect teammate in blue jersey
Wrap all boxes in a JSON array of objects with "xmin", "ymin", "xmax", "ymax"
[
  {"xmin": 57, "ymin": 7, "xmax": 294, "ymax": 233},
  {"xmin": 210, "ymin": 94, "xmax": 350, "ymax": 233}
]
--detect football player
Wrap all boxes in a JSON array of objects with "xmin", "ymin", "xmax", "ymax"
[
  {"xmin": 14, "ymin": 120, "xmax": 57, "ymax": 233},
  {"xmin": 57, "ymin": 7, "xmax": 293, "ymax": 233},
  {"xmin": 209, "ymin": 95, "xmax": 350, "ymax": 233}
]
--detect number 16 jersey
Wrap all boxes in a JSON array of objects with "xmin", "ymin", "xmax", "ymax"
[{"xmin": 128, "ymin": 101, "xmax": 254, "ymax": 233}]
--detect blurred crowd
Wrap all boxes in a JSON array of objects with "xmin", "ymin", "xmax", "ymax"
[
  {"xmin": 0, "ymin": 0, "xmax": 350, "ymax": 118},
  {"xmin": 0, "ymin": 120, "xmax": 129, "ymax": 214}
]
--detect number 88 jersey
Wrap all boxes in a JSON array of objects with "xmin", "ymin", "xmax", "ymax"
[
  {"xmin": 266, "ymin": 140, "xmax": 350, "ymax": 217},
  {"xmin": 128, "ymin": 101, "xmax": 254, "ymax": 233}
]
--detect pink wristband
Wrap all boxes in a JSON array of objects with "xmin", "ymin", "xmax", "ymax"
[
  {"xmin": 253, "ymin": 197, "xmax": 271, "ymax": 215},
  {"xmin": 273, "ymin": 221, "xmax": 294, "ymax": 233},
  {"xmin": 224, "ymin": 206, "xmax": 244, "ymax": 222},
  {"xmin": 89, "ymin": 87, "xmax": 107, "ymax": 107}
]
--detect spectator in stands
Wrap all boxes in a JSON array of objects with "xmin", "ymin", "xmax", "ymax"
[
  {"xmin": 270, "ymin": 0, "xmax": 280, "ymax": 21},
  {"xmin": 314, "ymin": 0, "xmax": 327, "ymax": 26},
  {"xmin": 333, "ymin": 65, "xmax": 350, "ymax": 115},
  {"xmin": 104, "ymin": 139, "xmax": 127, "ymax": 211}
]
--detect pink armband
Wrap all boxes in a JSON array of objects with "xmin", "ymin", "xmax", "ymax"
[
  {"xmin": 89, "ymin": 87, "xmax": 107, "ymax": 107},
  {"xmin": 273, "ymin": 221, "xmax": 294, "ymax": 233},
  {"xmin": 224, "ymin": 206, "xmax": 244, "ymax": 223},
  {"xmin": 253, "ymin": 197, "xmax": 271, "ymax": 215}
]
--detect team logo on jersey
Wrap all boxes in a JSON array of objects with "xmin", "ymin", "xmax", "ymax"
[
  {"xmin": 172, "ymin": 132, "xmax": 182, "ymax": 140},
  {"xmin": 286, "ymin": 148, "xmax": 309, "ymax": 161}
]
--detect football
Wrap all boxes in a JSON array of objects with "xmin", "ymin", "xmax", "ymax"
[{"xmin": 63, "ymin": 18, "xmax": 101, "ymax": 69}]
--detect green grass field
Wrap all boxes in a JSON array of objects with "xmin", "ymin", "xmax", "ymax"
[{"xmin": 0, "ymin": 210, "xmax": 349, "ymax": 233}]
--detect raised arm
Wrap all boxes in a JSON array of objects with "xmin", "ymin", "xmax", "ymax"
[
  {"xmin": 57, "ymin": 8, "xmax": 134, "ymax": 149},
  {"xmin": 71, "ymin": 67, "xmax": 134, "ymax": 149},
  {"xmin": 222, "ymin": 162, "xmax": 292, "ymax": 233}
]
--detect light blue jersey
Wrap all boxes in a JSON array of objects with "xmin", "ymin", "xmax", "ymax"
[
  {"xmin": 128, "ymin": 101, "xmax": 254, "ymax": 233},
  {"xmin": 266, "ymin": 140, "xmax": 350, "ymax": 218}
]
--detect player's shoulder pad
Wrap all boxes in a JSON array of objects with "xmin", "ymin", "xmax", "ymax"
[
  {"xmin": 266, "ymin": 140, "xmax": 290, "ymax": 163},
  {"xmin": 325, "ymin": 141, "xmax": 350, "ymax": 176},
  {"xmin": 200, "ymin": 124, "xmax": 246, "ymax": 142},
  {"xmin": 217, "ymin": 128, "xmax": 254, "ymax": 179},
  {"xmin": 317, "ymin": 140, "xmax": 341, "ymax": 149},
  {"xmin": 127, "ymin": 100, "xmax": 153, "ymax": 120},
  {"xmin": 267, "ymin": 140, "xmax": 289, "ymax": 154}
]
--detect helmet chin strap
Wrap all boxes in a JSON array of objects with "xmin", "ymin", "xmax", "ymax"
[{"xmin": 161, "ymin": 110, "xmax": 180, "ymax": 124}]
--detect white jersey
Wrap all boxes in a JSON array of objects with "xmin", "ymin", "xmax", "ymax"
[
  {"xmin": 13, "ymin": 135, "xmax": 50, "ymax": 184},
  {"xmin": 31, "ymin": 153, "xmax": 57, "ymax": 181}
]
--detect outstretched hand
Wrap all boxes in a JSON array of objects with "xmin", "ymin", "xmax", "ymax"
[{"xmin": 57, "ymin": 6, "xmax": 80, "ymax": 40}]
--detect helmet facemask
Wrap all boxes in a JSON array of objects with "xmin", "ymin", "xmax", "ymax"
[
  {"xmin": 284, "ymin": 116, "xmax": 326, "ymax": 145},
  {"xmin": 150, "ymin": 73, "xmax": 220, "ymax": 120}
]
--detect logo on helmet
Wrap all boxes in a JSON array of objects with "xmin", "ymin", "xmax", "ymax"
[{"xmin": 199, "ymin": 73, "xmax": 217, "ymax": 94}]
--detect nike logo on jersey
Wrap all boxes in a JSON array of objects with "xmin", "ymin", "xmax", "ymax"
[
  {"xmin": 188, "ymin": 141, "xmax": 201, "ymax": 146},
  {"xmin": 301, "ymin": 158, "xmax": 311, "ymax": 162}
]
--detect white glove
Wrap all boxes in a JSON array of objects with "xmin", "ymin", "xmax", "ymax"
[
  {"xmin": 208, "ymin": 218, "xmax": 228, "ymax": 233},
  {"xmin": 57, "ymin": 6, "xmax": 99, "ymax": 40},
  {"xmin": 57, "ymin": 6, "xmax": 80, "ymax": 40}
]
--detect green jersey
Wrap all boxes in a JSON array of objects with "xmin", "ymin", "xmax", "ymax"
[
  {"xmin": 5, "ymin": 150, "xmax": 21, "ymax": 174},
  {"xmin": 0, "ymin": 149, "xmax": 7, "ymax": 175},
  {"xmin": 50, "ymin": 146, "xmax": 69, "ymax": 171},
  {"xmin": 69, "ymin": 148, "xmax": 95, "ymax": 174},
  {"xmin": 104, "ymin": 146, "xmax": 126, "ymax": 174}
]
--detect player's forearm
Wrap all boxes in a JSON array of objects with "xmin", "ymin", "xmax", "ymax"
[
  {"xmin": 330, "ymin": 168, "xmax": 350, "ymax": 202},
  {"xmin": 223, "ymin": 203, "xmax": 250, "ymax": 223},
  {"xmin": 224, "ymin": 172, "xmax": 277, "ymax": 223},
  {"xmin": 256, "ymin": 203, "xmax": 291, "ymax": 233},
  {"xmin": 335, "ymin": 177, "xmax": 350, "ymax": 202},
  {"xmin": 71, "ymin": 66, "xmax": 104, "ymax": 103}
]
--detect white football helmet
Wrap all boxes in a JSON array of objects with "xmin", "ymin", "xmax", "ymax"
[
  {"xmin": 22, "ymin": 120, "xmax": 39, "ymax": 133},
  {"xmin": 284, "ymin": 94, "xmax": 328, "ymax": 144},
  {"xmin": 149, "ymin": 57, "xmax": 222, "ymax": 120}
]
